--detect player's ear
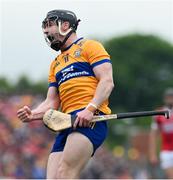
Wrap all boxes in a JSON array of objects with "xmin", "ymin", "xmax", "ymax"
[{"xmin": 61, "ymin": 21, "xmax": 70, "ymax": 31}]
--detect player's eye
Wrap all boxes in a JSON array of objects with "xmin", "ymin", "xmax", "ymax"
[
  {"xmin": 48, "ymin": 21, "xmax": 55, "ymax": 26},
  {"xmin": 42, "ymin": 20, "xmax": 55, "ymax": 29}
]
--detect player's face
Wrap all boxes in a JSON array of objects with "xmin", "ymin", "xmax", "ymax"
[
  {"xmin": 42, "ymin": 20, "xmax": 63, "ymax": 44},
  {"xmin": 164, "ymin": 95, "xmax": 173, "ymax": 107},
  {"xmin": 42, "ymin": 19, "xmax": 71, "ymax": 51}
]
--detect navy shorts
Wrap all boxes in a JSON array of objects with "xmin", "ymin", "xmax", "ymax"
[{"xmin": 51, "ymin": 108, "xmax": 108, "ymax": 155}]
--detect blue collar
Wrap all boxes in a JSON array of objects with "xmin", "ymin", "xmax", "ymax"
[{"xmin": 62, "ymin": 37, "xmax": 84, "ymax": 52}]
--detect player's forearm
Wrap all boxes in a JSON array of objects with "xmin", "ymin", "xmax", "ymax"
[
  {"xmin": 31, "ymin": 99, "xmax": 59, "ymax": 121},
  {"xmin": 91, "ymin": 78, "xmax": 114, "ymax": 108},
  {"xmin": 149, "ymin": 130, "xmax": 158, "ymax": 157}
]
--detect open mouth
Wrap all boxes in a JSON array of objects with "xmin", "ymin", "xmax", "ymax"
[
  {"xmin": 47, "ymin": 35, "xmax": 55, "ymax": 42},
  {"xmin": 44, "ymin": 33, "xmax": 59, "ymax": 46}
]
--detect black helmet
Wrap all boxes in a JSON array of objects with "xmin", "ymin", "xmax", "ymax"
[
  {"xmin": 42, "ymin": 9, "xmax": 80, "ymax": 31},
  {"xmin": 42, "ymin": 9, "xmax": 80, "ymax": 51}
]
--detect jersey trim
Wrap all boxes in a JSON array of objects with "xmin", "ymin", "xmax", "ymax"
[
  {"xmin": 63, "ymin": 37, "xmax": 84, "ymax": 51},
  {"xmin": 48, "ymin": 82, "xmax": 58, "ymax": 87},
  {"xmin": 91, "ymin": 59, "xmax": 111, "ymax": 68}
]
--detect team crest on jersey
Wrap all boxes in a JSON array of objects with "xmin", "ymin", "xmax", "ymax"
[{"xmin": 74, "ymin": 49, "xmax": 82, "ymax": 57}]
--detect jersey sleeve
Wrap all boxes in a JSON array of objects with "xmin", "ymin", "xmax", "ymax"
[
  {"xmin": 83, "ymin": 40, "xmax": 111, "ymax": 68},
  {"xmin": 48, "ymin": 61, "xmax": 58, "ymax": 87}
]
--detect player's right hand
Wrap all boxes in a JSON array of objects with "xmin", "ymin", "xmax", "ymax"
[{"xmin": 17, "ymin": 106, "xmax": 33, "ymax": 122}]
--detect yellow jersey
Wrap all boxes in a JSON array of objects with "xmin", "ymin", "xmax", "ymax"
[{"xmin": 48, "ymin": 37, "xmax": 112, "ymax": 114}]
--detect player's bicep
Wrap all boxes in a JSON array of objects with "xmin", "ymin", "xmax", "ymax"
[
  {"xmin": 93, "ymin": 62, "xmax": 114, "ymax": 82},
  {"xmin": 46, "ymin": 86, "xmax": 60, "ymax": 109}
]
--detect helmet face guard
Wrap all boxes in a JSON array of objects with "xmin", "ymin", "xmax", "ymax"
[
  {"xmin": 42, "ymin": 10, "xmax": 80, "ymax": 51},
  {"xmin": 42, "ymin": 18, "xmax": 62, "ymax": 51},
  {"xmin": 43, "ymin": 33, "xmax": 62, "ymax": 52}
]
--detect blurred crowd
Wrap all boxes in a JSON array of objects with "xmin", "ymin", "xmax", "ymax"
[
  {"xmin": 0, "ymin": 94, "xmax": 163, "ymax": 179},
  {"xmin": 0, "ymin": 95, "xmax": 54, "ymax": 178}
]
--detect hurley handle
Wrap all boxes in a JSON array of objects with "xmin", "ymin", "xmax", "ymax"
[
  {"xmin": 71, "ymin": 110, "xmax": 169, "ymax": 124},
  {"xmin": 89, "ymin": 110, "xmax": 169, "ymax": 122},
  {"xmin": 116, "ymin": 110, "xmax": 169, "ymax": 119}
]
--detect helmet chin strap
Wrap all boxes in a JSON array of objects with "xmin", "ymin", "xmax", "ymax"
[
  {"xmin": 49, "ymin": 20, "xmax": 75, "ymax": 51},
  {"xmin": 50, "ymin": 23, "xmax": 74, "ymax": 51},
  {"xmin": 58, "ymin": 21, "xmax": 73, "ymax": 36},
  {"xmin": 60, "ymin": 29, "xmax": 74, "ymax": 50}
]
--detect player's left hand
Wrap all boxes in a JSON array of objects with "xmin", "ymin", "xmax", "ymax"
[{"xmin": 73, "ymin": 109, "xmax": 94, "ymax": 128}]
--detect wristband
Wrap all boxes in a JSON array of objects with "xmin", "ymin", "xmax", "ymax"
[{"xmin": 86, "ymin": 103, "xmax": 97, "ymax": 113}]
